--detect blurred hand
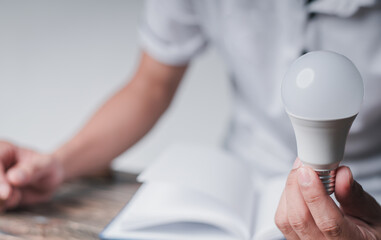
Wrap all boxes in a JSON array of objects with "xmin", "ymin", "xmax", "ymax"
[
  {"xmin": 275, "ymin": 158, "xmax": 381, "ymax": 240},
  {"xmin": 0, "ymin": 141, "xmax": 64, "ymax": 211}
]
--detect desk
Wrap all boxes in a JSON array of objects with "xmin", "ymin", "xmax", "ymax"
[{"xmin": 0, "ymin": 173, "xmax": 141, "ymax": 240}]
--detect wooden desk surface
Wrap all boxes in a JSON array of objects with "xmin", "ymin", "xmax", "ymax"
[{"xmin": 0, "ymin": 173, "xmax": 141, "ymax": 240}]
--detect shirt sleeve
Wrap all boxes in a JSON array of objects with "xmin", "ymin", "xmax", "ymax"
[{"xmin": 139, "ymin": 0, "xmax": 208, "ymax": 66}]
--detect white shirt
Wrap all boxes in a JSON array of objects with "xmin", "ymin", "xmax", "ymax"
[{"xmin": 139, "ymin": 0, "xmax": 381, "ymax": 199}]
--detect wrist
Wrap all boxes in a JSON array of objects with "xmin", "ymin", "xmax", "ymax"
[{"xmin": 50, "ymin": 150, "xmax": 67, "ymax": 184}]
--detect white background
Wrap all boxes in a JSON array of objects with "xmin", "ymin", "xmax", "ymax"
[{"xmin": 0, "ymin": 0, "xmax": 231, "ymax": 173}]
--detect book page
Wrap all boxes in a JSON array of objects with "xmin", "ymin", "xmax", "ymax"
[
  {"xmin": 138, "ymin": 144, "xmax": 255, "ymax": 235},
  {"xmin": 100, "ymin": 182, "xmax": 245, "ymax": 240},
  {"xmin": 252, "ymin": 175, "xmax": 286, "ymax": 240},
  {"xmin": 101, "ymin": 144, "xmax": 256, "ymax": 240}
]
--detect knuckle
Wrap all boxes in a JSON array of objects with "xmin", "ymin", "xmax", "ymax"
[
  {"xmin": 275, "ymin": 215, "xmax": 293, "ymax": 235},
  {"xmin": 304, "ymin": 192, "xmax": 322, "ymax": 205},
  {"xmin": 318, "ymin": 219, "xmax": 342, "ymax": 237},
  {"xmin": 290, "ymin": 219, "xmax": 309, "ymax": 233},
  {"xmin": 288, "ymin": 210, "xmax": 310, "ymax": 233}
]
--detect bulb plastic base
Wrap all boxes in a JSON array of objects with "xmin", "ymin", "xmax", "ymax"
[{"xmin": 315, "ymin": 168, "xmax": 337, "ymax": 195}]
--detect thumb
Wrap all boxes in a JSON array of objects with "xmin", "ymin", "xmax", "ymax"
[
  {"xmin": 6, "ymin": 165, "xmax": 28, "ymax": 187},
  {"xmin": 6, "ymin": 150, "xmax": 50, "ymax": 187},
  {"xmin": 335, "ymin": 166, "xmax": 381, "ymax": 224}
]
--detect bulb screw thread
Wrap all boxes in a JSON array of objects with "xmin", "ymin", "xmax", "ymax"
[{"xmin": 315, "ymin": 168, "xmax": 337, "ymax": 195}]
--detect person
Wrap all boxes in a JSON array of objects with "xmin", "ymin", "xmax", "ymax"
[{"xmin": 1, "ymin": 0, "xmax": 380, "ymax": 239}]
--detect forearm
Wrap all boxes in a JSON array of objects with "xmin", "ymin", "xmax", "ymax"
[{"xmin": 53, "ymin": 53, "xmax": 186, "ymax": 181}]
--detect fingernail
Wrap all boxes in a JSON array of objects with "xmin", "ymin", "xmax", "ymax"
[
  {"xmin": 348, "ymin": 168, "xmax": 354, "ymax": 184},
  {"xmin": 297, "ymin": 167, "xmax": 312, "ymax": 186},
  {"xmin": 0, "ymin": 184, "xmax": 10, "ymax": 199},
  {"xmin": 347, "ymin": 167, "xmax": 355, "ymax": 189},
  {"xmin": 293, "ymin": 158, "xmax": 301, "ymax": 169},
  {"xmin": 9, "ymin": 170, "xmax": 25, "ymax": 184}
]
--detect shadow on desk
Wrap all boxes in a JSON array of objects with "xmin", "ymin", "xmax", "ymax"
[{"xmin": 0, "ymin": 171, "xmax": 141, "ymax": 240}]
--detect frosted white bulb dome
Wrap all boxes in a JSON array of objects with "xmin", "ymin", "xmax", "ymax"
[{"xmin": 282, "ymin": 51, "xmax": 364, "ymax": 120}]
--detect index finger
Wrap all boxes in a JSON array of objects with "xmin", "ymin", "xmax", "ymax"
[{"xmin": 297, "ymin": 166, "xmax": 362, "ymax": 239}]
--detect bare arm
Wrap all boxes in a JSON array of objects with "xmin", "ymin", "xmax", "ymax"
[{"xmin": 55, "ymin": 52, "xmax": 187, "ymax": 180}]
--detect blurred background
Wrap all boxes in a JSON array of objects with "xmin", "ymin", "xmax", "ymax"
[{"xmin": 0, "ymin": 0, "xmax": 231, "ymax": 173}]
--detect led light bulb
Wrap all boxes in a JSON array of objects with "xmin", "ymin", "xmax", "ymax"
[{"xmin": 282, "ymin": 51, "xmax": 364, "ymax": 195}]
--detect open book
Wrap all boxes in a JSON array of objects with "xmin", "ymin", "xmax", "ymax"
[{"xmin": 100, "ymin": 144, "xmax": 286, "ymax": 240}]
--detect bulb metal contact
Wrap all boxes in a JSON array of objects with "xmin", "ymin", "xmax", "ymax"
[{"xmin": 315, "ymin": 168, "xmax": 337, "ymax": 195}]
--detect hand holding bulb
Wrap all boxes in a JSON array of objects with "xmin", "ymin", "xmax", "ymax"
[
  {"xmin": 275, "ymin": 159, "xmax": 381, "ymax": 239},
  {"xmin": 275, "ymin": 51, "xmax": 381, "ymax": 239}
]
